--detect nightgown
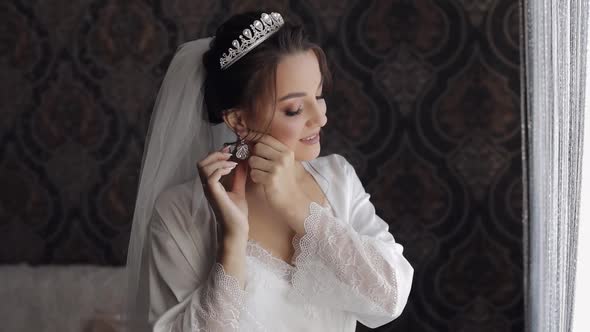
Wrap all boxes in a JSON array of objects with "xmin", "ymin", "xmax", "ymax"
[{"xmin": 147, "ymin": 153, "xmax": 414, "ymax": 331}]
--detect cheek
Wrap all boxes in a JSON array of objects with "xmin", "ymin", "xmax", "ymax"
[{"xmin": 270, "ymin": 117, "xmax": 305, "ymax": 147}]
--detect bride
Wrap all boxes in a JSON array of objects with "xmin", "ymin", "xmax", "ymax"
[{"xmin": 126, "ymin": 10, "xmax": 414, "ymax": 332}]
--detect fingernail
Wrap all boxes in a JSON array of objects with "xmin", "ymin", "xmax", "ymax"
[{"xmin": 225, "ymin": 162, "xmax": 238, "ymax": 168}]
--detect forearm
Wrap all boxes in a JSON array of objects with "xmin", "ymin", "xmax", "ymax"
[{"xmin": 218, "ymin": 235, "xmax": 249, "ymax": 290}]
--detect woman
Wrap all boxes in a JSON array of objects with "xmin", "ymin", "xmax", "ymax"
[{"xmin": 126, "ymin": 11, "xmax": 413, "ymax": 332}]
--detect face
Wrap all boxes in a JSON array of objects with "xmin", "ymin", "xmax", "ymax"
[{"xmin": 247, "ymin": 49, "xmax": 328, "ymax": 161}]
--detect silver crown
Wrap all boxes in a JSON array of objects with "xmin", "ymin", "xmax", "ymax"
[{"xmin": 219, "ymin": 12, "xmax": 285, "ymax": 70}]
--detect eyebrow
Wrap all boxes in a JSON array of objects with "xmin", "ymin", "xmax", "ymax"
[{"xmin": 278, "ymin": 79, "xmax": 323, "ymax": 102}]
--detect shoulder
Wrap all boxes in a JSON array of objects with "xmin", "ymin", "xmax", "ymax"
[
  {"xmin": 309, "ymin": 152, "xmax": 350, "ymax": 168},
  {"xmin": 152, "ymin": 178, "xmax": 195, "ymax": 230},
  {"xmin": 305, "ymin": 153, "xmax": 358, "ymax": 200},
  {"xmin": 309, "ymin": 154, "xmax": 364, "ymax": 219},
  {"xmin": 308, "ymin": 153, "xmax": 353, "ymax": 177}
]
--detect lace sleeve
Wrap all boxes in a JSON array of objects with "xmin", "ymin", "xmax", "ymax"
[
  {"xmin": 189, "ymin": 262, "xmax": 248, "ymax": 331},
  {"xmin": 288, "ymin": 158, "xmax": 414, "ymax": 329},
  {"xmin": 149, "ymin": 210, "xmax": 249, "ymax": 332}
]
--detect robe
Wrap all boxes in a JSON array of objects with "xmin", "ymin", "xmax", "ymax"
[{"xmin": 147, "ymin": 153, "xmax": 414, "ymax": 331}]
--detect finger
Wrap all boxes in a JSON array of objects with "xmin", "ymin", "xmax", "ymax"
[
  {"xmin": 207, "ymin": 166, "xmax": 235, "ymax": 186},
  {"xmin": 200, "ymin": 160, "xmax": 238, "ymax": 179},
  {"xmin": 252, "ymin": 141, "xmax": 282, "ymax": 161},
  {"xmin": 198, "ymin": 151, "xmax": 233, "ymax": 170},
  {"xmin": 249, "ymin": 168, "xmax": 271, "ymax": 185},
  {"xmin": 248, "ymin": 155, "xmax": 274, "ymax": 173},
  {"xmin": 250, "ymin": 131, "xmax": 287, "ymax": 152}
]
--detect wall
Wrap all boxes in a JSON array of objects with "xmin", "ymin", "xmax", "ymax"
[{"xmin": 0, "ymin": 0, "xmax": 523, "ymax": 331}]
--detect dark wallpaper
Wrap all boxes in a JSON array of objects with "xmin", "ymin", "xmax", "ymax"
[{"xmin": 0, "ymin": 0, "xmax": 523, "ymax": 331}]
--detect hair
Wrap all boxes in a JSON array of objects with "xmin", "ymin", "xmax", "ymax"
[{"xmin": 202, "ymin": 11, "xmax": 332, "ymax": 142}]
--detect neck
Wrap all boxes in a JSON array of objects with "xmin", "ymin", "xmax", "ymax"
[{"xmin": 245, "ymin": 160, "xmax": 307, "ymax": 197}]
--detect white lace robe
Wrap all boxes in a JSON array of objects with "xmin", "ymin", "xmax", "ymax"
[{"xmin": 148, "ymin": 154, "xmax": 414, "ymax": 331}]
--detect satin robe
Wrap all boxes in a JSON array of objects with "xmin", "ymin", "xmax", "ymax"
[{"xmin": 147, "ymin": 153, "xmax": 414, "ymax": 331}]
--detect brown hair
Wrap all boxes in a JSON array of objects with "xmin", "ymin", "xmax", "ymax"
[{"xmin": 202, "ymin": 11, "xmax": 332, "ymax": 142}]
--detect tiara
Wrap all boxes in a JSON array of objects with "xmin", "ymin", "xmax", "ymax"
[{"xmin": 219, "ymin": 12, "xmax": 285, "ymax": 70}]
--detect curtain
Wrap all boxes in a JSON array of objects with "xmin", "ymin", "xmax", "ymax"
[
  {"xmin": 573, "ymin": 32, "xmax": 590, "ymax": 330},
  {"xmin": 523, "ymin": 0, "xmax": 589, "ymax": 331}
]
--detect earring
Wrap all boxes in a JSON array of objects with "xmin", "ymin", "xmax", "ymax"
[{"xmin": 224, "ymin": 132, "xmax": 250, "ymax": 160}]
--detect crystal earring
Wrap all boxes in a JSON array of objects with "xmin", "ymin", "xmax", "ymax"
[{"xmin": 224, "ymin": 132, "xmax": 250, "ymax": 160}]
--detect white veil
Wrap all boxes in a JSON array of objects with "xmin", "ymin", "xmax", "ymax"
[{"xmin": 124, "ymin": 37, "xmax": 235, "ymax": 331}]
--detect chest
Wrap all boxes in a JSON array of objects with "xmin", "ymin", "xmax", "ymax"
[
  {"xmin": 246, "ymin": 172, "xmax": 328, "ymax": 264},
  {"xmin": 246, "ymin": 204, "xmax": 295, "ymax": 264}
]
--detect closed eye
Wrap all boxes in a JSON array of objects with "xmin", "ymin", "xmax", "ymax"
[{"xmin": 285, "ymin": 105, "xmax": 303, "ymax": 117}]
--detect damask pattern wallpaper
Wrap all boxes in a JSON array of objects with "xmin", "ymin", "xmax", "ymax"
[{"xmin": 0, "ymin": 0, "xmax": 523, "ymax": 331}]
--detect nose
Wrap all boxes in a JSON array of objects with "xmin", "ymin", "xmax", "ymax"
[{"xmin": 308, "ymin": 101, "xmax": 327, "ymax": 128}]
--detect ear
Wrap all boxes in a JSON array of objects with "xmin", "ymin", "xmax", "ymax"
[{"xmin": 222, "ymin": 108, "xmax": 250, "ymax": 138}]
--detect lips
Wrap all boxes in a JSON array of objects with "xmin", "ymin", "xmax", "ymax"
[{"xmin": 300, "ymin": 132, "xmax": 320, "ymax": 141}]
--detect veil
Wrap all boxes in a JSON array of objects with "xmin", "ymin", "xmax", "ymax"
[{"xmin": 124, "ymin": 37, "xmax": 234, "ymax": 331}]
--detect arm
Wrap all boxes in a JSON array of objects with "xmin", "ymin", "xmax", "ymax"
[
  {"xmin": 149, "ymin": 209, "xmax": 250, "ymax": 332},
  {"xmin": 288, "ymin": 157, "xmax": 414, "ymax": 328}
]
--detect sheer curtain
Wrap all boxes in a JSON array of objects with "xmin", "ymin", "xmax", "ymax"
[
  {"xmin": 524, "ymin": 0, "xmax": 589, "ymax": 331},
  {"xmin": 572, "ymin": 26, "xmax": 590, "ymax": 332}
]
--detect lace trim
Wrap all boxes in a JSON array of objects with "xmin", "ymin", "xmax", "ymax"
[
  {"xmin": 245, "ymin": 239, "xmax": 322, "ymax": 321},
  {"xmin": 291, "ymin": 201, "xmax": 398, "ymax": 316},
  {"xmin": 246, "ymin": 239, "xmax": 294, "ymax": 280},
  {"xmin": 191, "ymin": 262, "xmax": 247, "ymax": 331},
  {"xmin": 290, "ymin": 202, "xmax": 327, "ymax": 291},
  {"xmin": 212, "ymin": 262, "xmax": 247, "ymax": 304},
  {"xmin": 245, "ymin": 201, "xmax": 331, "ymax": 280}
]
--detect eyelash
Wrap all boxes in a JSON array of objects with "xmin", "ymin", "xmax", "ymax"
[
  {"xmin": 285, "ymin": 106, "xmax": 303, "ymax": 117},
  {"xmin": 285, "ymin": 95, "xmax": 325, "ymax": 117}
]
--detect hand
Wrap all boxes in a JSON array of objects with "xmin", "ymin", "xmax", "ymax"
[
  {"xmin": 197, "ymin": 145, "xmax": 250, "ymax": 239},
  {"xmin": 247, "ymin": 133, "xmax": 310, "ymax": 233}
]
